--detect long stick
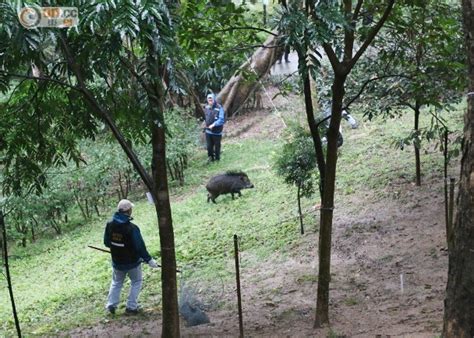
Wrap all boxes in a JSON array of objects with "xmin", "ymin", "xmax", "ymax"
[
  {"xmin": 1, "ymin": 211, "xmax": 22, "ymax": 338},
  {"xmin": 88, "ymin": 245, "xmax": 181, "ymax": 272},
  {"xmin": 87, "ymin": 245, "xmax": 110, "ymax": 253}
]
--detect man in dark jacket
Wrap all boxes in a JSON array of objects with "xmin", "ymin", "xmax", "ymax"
[
  {"xmin": 104, "ymin": 199, "xmax": 158, "ymax": 315},
  {"xmin": 204, "ymin": 93, "xmax": 225, "ymax": 163}
]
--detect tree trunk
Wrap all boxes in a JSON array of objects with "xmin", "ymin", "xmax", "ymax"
[
  {"xmin": 151, "ymin": 121, "xmax": 180, "ymax": 337},
  {"xmin": 73, "ymin": 190, "xmax": 88, "ymax": 221},
  {"xmin": 218, "ymin": 34, "xmax": 281, "ymax": 116},
  {"xmin": 94, "ymin": 204, "xmax": 100, "ymax": 217},
  {"xmin": 443, "ymin": 0, "xmax": 474, "ymax": 335},
  {"xmin": 1, "ymin": 211, "xmax": 22, "ymax": 337},
  {"xmin": 31, "ymin": 222, "xmax": 36, "ymax": 243},
  {"xmin": 85, "ymin": 199, "xmax": 91, "ymax": 219},
  {"xmin": 299, "ymin": 49, "xmax": 326, "ymax": 191},
  {"xmin": 61, "ymin": 33, "xmax": 180, "ymax": 336},
  {"xmin": 315, "ymin": 74, "xmax": 347, "ymax": 328},
  {"xmin": 414, "ymin": 102, "xmax": 421, "ymax": 186}
]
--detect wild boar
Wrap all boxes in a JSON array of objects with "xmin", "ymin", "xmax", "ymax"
[{"xmin": 206, "ymin": 171, "xmax": 254, "ymax": 203}]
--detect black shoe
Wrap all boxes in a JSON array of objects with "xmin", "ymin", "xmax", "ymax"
[
  {"xmin": 107, "ymin": 305, "xmax": 116, "ymax": 315},
  {"xmin": 125, "ymin": 307, "xmax": 140, "ymax": 315},
  {"xmin": 207, "ymin": 157, "xmax": 214, "ymax": 164}
]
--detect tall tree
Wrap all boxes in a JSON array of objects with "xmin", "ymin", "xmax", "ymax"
[
  {"xmin": 278, "ymin": 0, "xmax": 395, "ymax": 327},
  {"xmin": 315, "ymin": 0, "xmax": 394, "ymax": 327},
  {"xmin": 1, "ymin": 210, "xmax": 22, "ymax": 338},
  {"xmin": 0, "ymin": 1, "xmax": 181, "ymax": 335},
  {"xmin": 347, "ymin": 0, "xmax": 465, "ymax": 186},
  {"xmin": 443, "ymin": 0, "xmax": 474, "ymax": 336}
]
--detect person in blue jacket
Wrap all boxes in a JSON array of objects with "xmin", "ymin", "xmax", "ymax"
[
  {"xmin": 104, "ymin": 199, "xmax": 158, "ymax": 315},
  {"xmin": 204, "ymin": 93, "xmax": 225, "ymax": 163}
]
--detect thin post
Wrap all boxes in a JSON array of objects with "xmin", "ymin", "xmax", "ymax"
[
  {"xmin": 297, "ymin": 184, "xmax": 304, "ymax": 235},
  {"xmin": 448, "ymin": 177, "xmax": 455, "ymax": 248},
  {"xmin": 234, "ymin": 234, "xmax": 244, "ymax": 338},
  {"xmin": 444, "ymin": 130, "xmax": 449, "ymax": 245},
  {"xmin": 1, "ymin": 211, "xmax": 22, "ymax": 338},
  {"xmin": 263, "ymin": 4, "xmax": 267, "ymax": 25},
  {"xmin": 262, "ymin": 0, "xmax": 268, "ymax": 26}
]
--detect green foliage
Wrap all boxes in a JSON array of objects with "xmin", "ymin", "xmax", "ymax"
[
  {"xmin": 4, "ymin": 188, "xmax": 70, "ymax": 246},
  {"xmin": 268, "ymin": 73, "xmax": 302, "ymax": 99},
  {"xmin": 349, "ymin": 0, "xmax": 465, "ymax": 119},
  {"xmin": 0, "ymin": 109, "xmax": 200, "ymax": 243},
  {"xmin": 164, "ymin": 109, "xmax": 201, "ymax": 185},
  {"xmin": 336, "ymin": 103, "xmax": 463, "ymax": 195},
  {"xmin": 0, "ymin": 0, "xmax": 200, "ymax": 200},
  {"xmin": 177, "ymin": 0, "xmax": 263, "ymax": 97},
  {"xmin": 273, "ymin": 1, "xmax": 325, "ymax": 75},
  {"xmin": 0, "ymin": 80, "xmax": 97, "ymax": 194},
  {"xmin": 273, "ymin": 123, "xmax": 319, "ymax": 199}
]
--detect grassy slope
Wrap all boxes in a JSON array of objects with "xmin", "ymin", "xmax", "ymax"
[{"xmin": 0, "ymin": 104, "xmax": 464, "ymax": 335}]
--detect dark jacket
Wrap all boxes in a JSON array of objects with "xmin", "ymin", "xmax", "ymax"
[
  {"xmin": 205, "ymin": 102, "xmax": 225, "ymax": 136},
  {"xmin": 104, "ymin": 212, "xmax": 152, "ymax": 271}
]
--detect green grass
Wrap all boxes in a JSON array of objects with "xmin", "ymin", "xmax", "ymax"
[
  {"xmin": 0, "ymin": 102, "xmax": 465, "ymax": 336},
  {"xmin": 335, "ymin": 104, "xmax": 464, "ymax": 199}
]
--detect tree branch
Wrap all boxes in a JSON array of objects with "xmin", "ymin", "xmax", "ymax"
[
  {"xmin": 0, "ymin": 71, "xmax": 81, "ymax": 92},
  {"xmin": 57, "ymin": 32, "xmax": 156, "ymax": 198},
  {"xmin": 343, "ymin": 0, "xmax": 354, "ymax": 62},
  {"xmin": 322, "ymin": 43, "xmax": 340, "ymax": 71},
  {"xmin": 349, "ymin": 0, "xmax": 396, "ymax": 69},
  {"xmin": 118, "ymin": 55, "xmax": 153, "ymax": 96},
  {"xmin": 405, "ymin": 101, "xmax": 416, "ymax": 111},
  {"xmin": 352, "ymin": 0, "xmax": 364, "ymax": 21},
  {"xmin": 4, "ymin": 77, "xmax": 29, "ymax": 106},
  {"xmin": 199, "ymin": 26, "xmax": 278, "ymax": 36},
  {"xmin": 274, "ymin": 70, "xmax": 299, "ymax": 87},
  {"xmin": 229, "ymin": 43, "xmax": 282, "ymax": 52},
  {"xmin": 344, "ymin": 74, "xmax": 412, "ymax": 109},
  {"xmin": 428, "ymin": 109, "xmax": 448, "ymax": 130}
]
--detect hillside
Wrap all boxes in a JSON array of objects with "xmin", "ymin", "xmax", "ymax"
[{"xmin": 0, "ymin": 89, "xmax": 463, "ymax": 337}]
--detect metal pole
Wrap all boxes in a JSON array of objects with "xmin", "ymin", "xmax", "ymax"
[{"xmin": 234, "ymin": 234, "xmax": 244, "ymax": 338}]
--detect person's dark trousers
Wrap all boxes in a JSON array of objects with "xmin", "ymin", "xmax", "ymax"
[{"xmin": 206, "ymin": 133, "xmax": 222, "ymax": 161}]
